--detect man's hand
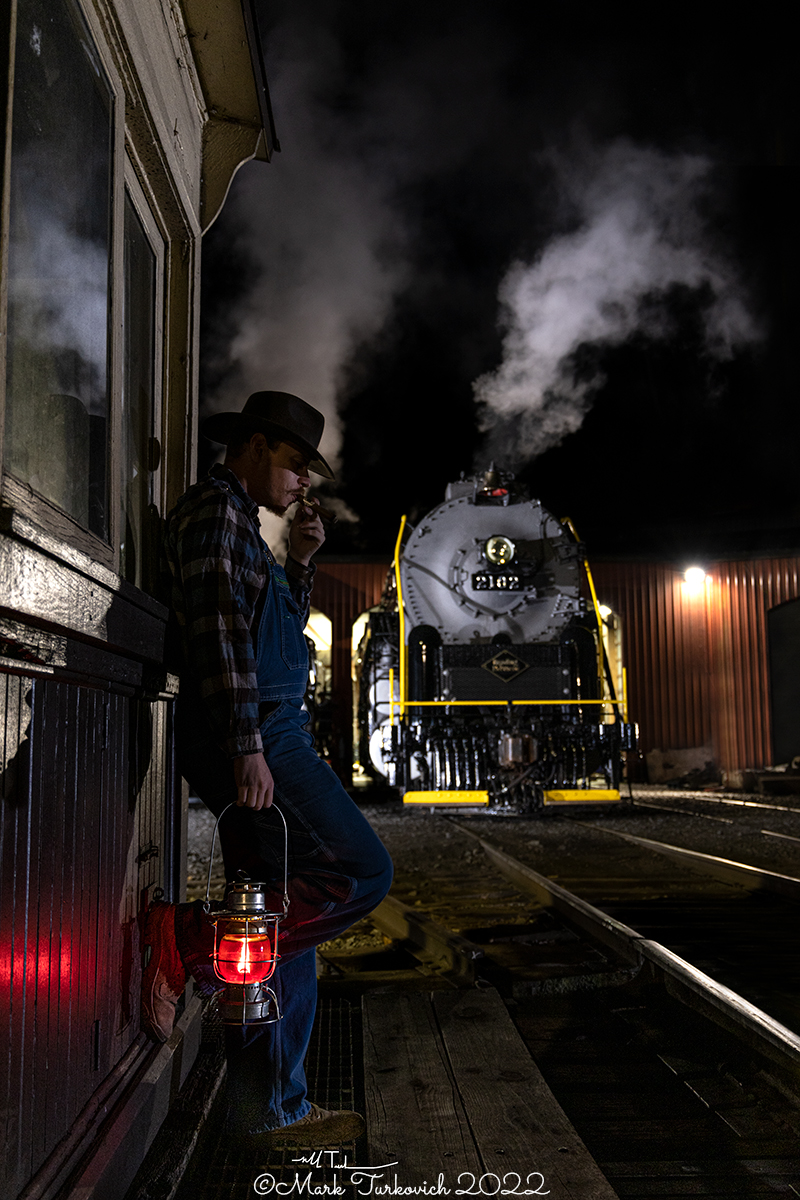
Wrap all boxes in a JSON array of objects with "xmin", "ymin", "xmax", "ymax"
[
  {"xmin": 233, "ymin": 752, "xmax": 274, "ymax": 809},
  {"xmin": 288, "ymin": 501, "xmax": 325, "ymax": 565}
]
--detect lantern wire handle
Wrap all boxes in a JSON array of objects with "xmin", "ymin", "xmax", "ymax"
[{"xmin": 204, "ymin": 801, "xmax": 290, "ymax": 914}]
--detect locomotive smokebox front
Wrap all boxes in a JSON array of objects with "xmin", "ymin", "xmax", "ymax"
[
  {"xmin": 400, "ymin": 473, "xmax": 582, "ymax": 650},
  {"xmin": 356, "ymin": 467, "xmax": 636, "ymax": 811}
]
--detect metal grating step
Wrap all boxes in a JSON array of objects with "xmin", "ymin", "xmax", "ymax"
[{"xmin": 172, "ymin": 996, "xmax": 366, "ymax": 1200}]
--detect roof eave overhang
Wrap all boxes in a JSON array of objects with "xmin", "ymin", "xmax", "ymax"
[{"xmin": 180, "ymin": 0, "xmax": 280, "ymax": 231}]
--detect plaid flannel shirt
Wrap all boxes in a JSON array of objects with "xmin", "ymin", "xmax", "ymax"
[{"xmin": 163, "ymin": 464, "xmax": 315, "ymax": 757}]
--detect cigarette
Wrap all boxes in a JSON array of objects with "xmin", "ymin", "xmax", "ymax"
[{"xmin": 298, "ymin": 495, "xmax": 338, "ymax": 526}]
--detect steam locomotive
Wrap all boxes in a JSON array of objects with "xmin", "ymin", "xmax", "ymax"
[{"xmin": 356, "ymin": 467, "xmax": 637, "ymax": 812}]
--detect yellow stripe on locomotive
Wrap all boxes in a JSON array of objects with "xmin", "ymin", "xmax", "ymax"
[{"xmin": 355, "ymin": 467, "xmax": 638, "ymax": 813}]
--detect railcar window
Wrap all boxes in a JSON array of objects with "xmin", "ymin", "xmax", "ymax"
[
  {"xmin": 121, "ymin": 193, "xmax": 157, "ymax": 589},
  {"xmin": 5, "ymin": 0, "xmax": 113, "ymax": 539}
]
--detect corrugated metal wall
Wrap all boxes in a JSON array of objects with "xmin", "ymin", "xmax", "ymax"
[
  {"xmin": 312, "ymin": 556, "xmax": 800, "ymax": 779},
  {"xmin": 706, "ymin": 557, "xmax": 800, "ymax": 772},
  {"xmin": 0, "ymin": 670, "xmax": 175, "ymax": 1199},
  {"xmin": 591, "ymin": 562, "xmax": 712, "ymax": 761},
  {"xmin": 590, "ymin": 557, "xmax": 800, "ymax": 773},
  {"xmin": 312, "ymin": 562, "xmax": 390, "ymax": 778}
]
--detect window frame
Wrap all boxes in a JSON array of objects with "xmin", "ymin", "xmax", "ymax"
[
  {"xmin": 1, "ymin": 0, "xmax": 125, "ymax": 571},
  {"xmin": 120, "ymin": 163, "xmax": 166, "ymax": 589},
  {"xmin": 1, "ymin": 0, "xmax": 204, "ymax": 637}
]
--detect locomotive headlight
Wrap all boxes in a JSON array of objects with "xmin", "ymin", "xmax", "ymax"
[{"xmin": 485, "ymin": 535, "xmax": 515, "ymax": 565}]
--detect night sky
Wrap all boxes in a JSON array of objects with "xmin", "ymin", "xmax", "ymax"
[{"xmin": 200, "ymin": 3, "xmax": 796, "ymax": 563}]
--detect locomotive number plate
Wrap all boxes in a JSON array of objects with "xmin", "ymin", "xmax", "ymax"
[{"xmin": 472, "ymin": 572, "xmax": 523, "ymax": 590}]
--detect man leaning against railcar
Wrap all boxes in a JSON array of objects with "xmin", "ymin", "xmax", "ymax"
[{"xmin": 141, "ymin": 390, "xmax": 392, "ymax": 1144}]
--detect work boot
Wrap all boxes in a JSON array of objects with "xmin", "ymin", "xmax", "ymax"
[
  {"xmin": 141, "ymin": 900, "xmax": 190, "ymax": 1042},
  {"xmin": 264, "ymin": 1103, "xmax": 365, "ymax": 1147}
]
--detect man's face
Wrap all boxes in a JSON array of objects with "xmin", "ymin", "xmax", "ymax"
[{"xmin": 247, "ymin": 438, "xmax": 312, "ymax": 514}]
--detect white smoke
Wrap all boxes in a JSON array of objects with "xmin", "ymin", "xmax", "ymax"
[
  {"xmin": 204, "ymin": 42, "xmax": 408, "ymax": 480},
  {"xmin": 474, "ymin": 141, "xmax": 759, "ymax": 465}
]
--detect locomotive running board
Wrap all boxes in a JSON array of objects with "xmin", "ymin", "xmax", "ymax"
[
  {"xmin": 403, "ymin": 790, "xmax": 489, "ymax": 805},
  {"xmin": 544, "ymin": 789, "xmax": 621, "ymax": 804}
]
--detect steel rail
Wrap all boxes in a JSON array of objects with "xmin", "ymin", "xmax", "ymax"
[
  {"xmin": 636, "ymin": 791, "xmax": 800, "ymax": 815},
  {"xmin": 573, "ymin": 823, "xmax": 800, "ymax": 901},
  {"xmin": 634, "ymin": 796, "xmax": 800, "ymax": 843},
  {"xmin": 453, "ymin": 830, "xmax": 643, "ymax": 964},
  {"xmin": 631, "ymin": 796, "xmax": 736, "ymax": 824},
  {"xmin": 451, "ymin": 821, "xmax": 800, "ymax": 1077},
  {"xmin": 762, "ymin": 828, "xmax": 800, "ymax": 844}
]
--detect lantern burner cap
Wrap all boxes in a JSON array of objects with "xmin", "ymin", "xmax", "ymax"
[{"xmin": 225, "ymin": 879, "xmax": 270, "ymax": 913}]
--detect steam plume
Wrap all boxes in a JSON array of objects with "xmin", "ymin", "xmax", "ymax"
[
  {"xmin": 203, "ymin": 46, "xmax": 407, "ymax": 479},
  {"xmin": 474, "ymin": 141, "xmax": 759, "ymax": 466}
]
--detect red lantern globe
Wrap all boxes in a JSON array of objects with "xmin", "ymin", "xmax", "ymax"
[
  {"xmin": 215, "ymin": 931, "xmax": 276, "ymax": 984},
  {"xmin": 208, "ymin": 878, "xmax": 284, "ymax": 1025},
  {"xmin": 204, "ymin": 805, "xmax": 290, "ymax": 1026}
]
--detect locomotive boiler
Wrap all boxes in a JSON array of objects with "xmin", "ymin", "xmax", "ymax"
[{"xmin": 357, "ymin": 467, "xmax": 637, "ymax": 812}]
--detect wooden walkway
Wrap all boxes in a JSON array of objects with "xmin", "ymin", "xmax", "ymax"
[{"xmin": 363, "ymin": 985, "xmax": 619, "ymax": 1199}]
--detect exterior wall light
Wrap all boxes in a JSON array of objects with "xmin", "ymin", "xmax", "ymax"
[{"xmin": 683, "ymin": 566, "xmax": 709, "ymax": 597}]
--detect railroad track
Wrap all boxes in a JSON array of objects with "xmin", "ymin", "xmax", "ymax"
[
  {"xmin": 317, "ymin": 807, "xmax": 800, "ymax": 1199},
  {"xmin": 502, "ymin": 812, "xmax": 800, "ymax": 1035},
  {"xmin": 628, "ymin": 786, "xmax": 800, "ymax": 836},
  {"xmin": 630, "ymin": 786, "xmax": 800, "ymax": 816},
  {"xmin": 166, "ymin": 800, "xmax": 800, "ymax": 1200}
]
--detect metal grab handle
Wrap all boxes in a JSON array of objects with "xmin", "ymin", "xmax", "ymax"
[{"xmin": 204, "ymin": 800, "xmax": 290, "ymax": 914}]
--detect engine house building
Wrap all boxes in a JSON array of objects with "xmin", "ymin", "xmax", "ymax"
[{"xmin": 0, "ymin": 2, "xmax": 275, "ymax": 1196}]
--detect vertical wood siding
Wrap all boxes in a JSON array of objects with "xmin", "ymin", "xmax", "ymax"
[{"xmin": 0, "ymin": 670, "xmax": 175, "ymax": 1198}]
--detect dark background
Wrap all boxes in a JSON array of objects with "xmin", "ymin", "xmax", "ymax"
[{"xmin": 201, "ymin": 3, "xmax": 796, "ymax": 562}]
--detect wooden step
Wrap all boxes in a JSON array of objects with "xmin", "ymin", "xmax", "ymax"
[{"xmin": 363, "ymin": 985, "xmax": 619, "ymax": 1199}]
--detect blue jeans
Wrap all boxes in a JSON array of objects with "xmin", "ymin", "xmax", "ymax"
[{"xmin": 176, "ymin": 699, "xmax": 393, "ymax": 1132}]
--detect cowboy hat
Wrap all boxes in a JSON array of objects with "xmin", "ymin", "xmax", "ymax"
[{"xmin": 201, "ymin": 391, "xmax": 334, "ymax": 479}]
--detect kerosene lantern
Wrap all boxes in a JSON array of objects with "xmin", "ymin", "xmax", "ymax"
[{"xmin": 204, "ymin": 806, "xmax": 289, "ymax": 1025}]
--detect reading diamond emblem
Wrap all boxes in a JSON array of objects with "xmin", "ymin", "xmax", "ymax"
[{"xmin": 481, "ymin": 650, "xmax": 529, "ymax": 682}]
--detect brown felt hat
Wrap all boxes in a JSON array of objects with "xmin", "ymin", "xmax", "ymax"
[{"xmin": 201, "ymin": 391, "xmax": 335, "ymax": 479}]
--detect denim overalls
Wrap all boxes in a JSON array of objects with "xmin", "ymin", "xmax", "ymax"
[
  {"xmin": 254, "ymin": 549, "xmax": 309, "ymax": 703},
  {"xmin": 178, "ymin": 543, "xmax": 392, "ymax": 1134}
]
